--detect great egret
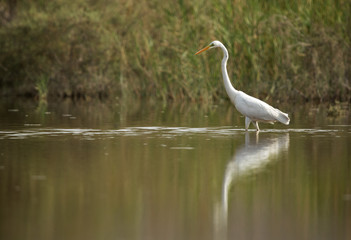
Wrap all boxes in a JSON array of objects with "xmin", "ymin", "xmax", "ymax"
[{"xmin": 195, "ymin": 40, "xmax": 290, "ymax": 131}]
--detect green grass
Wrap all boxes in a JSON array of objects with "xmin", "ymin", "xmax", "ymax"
[
  {"xmin": 0, "ymin": 0, "xmax": 350, "ymax": 103},
  {"xmin": 35, "ymin": 74, "xmax": 49, "ymax": 100}
]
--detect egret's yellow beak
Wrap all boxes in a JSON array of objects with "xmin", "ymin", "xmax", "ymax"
[{"xmin": 195, "ymin": 45, "xmax": 210, "ymax": 55}]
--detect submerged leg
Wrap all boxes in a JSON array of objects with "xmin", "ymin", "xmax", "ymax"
[
  {"xmin": 253, "ymin": 121, "xmax": 260, "ymax": 131},
  {"xmin": 245, "ymin": 117, "xmax": 251, "ymax": 131}
]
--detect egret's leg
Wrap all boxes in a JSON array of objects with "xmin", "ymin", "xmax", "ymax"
[
  {"xmin": 245, "ymin": 117, "xmax": 251, "ymax": 131},
  {"xmin": 253, "ymin": 121, "xmax": 260, "ymax": 131}
]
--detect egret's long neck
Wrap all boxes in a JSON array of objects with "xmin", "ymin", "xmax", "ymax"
[{"xmin": 220, "ymin": 45, "xmax": 238, "ymax": 100}]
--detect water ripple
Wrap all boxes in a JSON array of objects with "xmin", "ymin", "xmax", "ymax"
[{"xmin": 0, "ymin": 127, "xmax": 345, "ymax": 140}]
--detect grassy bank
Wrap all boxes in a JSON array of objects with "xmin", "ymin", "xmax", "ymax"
[{"xmin": 0, "ymin": 0, "xmax": 350, "ymax": 103}]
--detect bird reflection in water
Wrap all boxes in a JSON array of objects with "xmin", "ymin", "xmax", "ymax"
[{"xmin": 214, "ymin": 132, "xmax": 290, "ymax": 239}]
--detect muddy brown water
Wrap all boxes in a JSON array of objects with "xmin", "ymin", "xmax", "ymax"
[{"xmin": 0, "ymin": 99, "xmax": 350, "ymax": 240}]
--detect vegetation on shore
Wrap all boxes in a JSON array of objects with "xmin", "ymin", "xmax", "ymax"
[{"xmin": 0, "ymin": 0, "xmax": 350, "ymax": 103}]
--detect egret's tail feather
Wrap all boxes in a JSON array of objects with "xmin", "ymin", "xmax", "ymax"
[{"xmin": 276, "ymin": 111, "xmax": 290, "ymax": 125}]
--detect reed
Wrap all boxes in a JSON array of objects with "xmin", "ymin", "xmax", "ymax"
[{"xmin": 0, "ymin": 0, "xmax": 350, "ymax": 103}]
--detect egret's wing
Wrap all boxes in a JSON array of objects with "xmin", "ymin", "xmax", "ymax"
[{"xmin": 233, "ymin": 91, "xmax": 290, "ymax": 124}]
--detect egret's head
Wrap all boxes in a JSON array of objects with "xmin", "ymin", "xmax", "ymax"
[
  {"xmin": 195, "ymin": 40, "xmax": 222, "ymax": 55},
  {"xmin": 209, "ymin": 40, "xmax": 222, "ymax": 48}
]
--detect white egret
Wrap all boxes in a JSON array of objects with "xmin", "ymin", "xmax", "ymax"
[{"xmin": 195, "ymin": 40, "xmax": 290, "ymax": 131}]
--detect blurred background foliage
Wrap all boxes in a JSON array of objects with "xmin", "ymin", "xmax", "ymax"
[{"xmin": 0, "ymin": 0, "xmax": 350, "ymax": 103}]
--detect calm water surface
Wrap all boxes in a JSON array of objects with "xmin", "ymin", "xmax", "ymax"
[{"xmin": 0, "ymin": 99, "xmax": 350, "ymax": 240}]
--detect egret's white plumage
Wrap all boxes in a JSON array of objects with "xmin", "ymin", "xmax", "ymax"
[{"xmin": 195, "ymin": 40, "xmax": 290, "ymax": 131}]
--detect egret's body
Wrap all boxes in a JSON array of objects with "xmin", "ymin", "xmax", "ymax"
[{"xmin": 195, "ymin": 40, "xmax": 290, "ymax": 131}]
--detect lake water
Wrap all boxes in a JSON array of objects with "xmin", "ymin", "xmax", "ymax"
[{"xmin": 0, "ymin": 99, "xmax": 350, "ymax": 240}]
